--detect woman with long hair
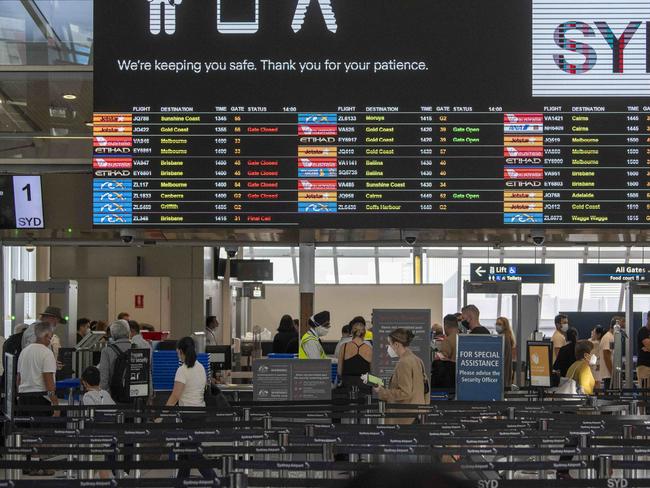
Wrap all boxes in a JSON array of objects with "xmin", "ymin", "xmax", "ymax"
[
  {"xmin": 164, "ymin": 337, "xmax": 215, "ymax": 480},
  {"xmin": 338, "ymin": 321, "xmax": 372, "ymax": 390},
  {"xmin": 375, "ymin": 328, "xmax": 430, "ymax": 424},
  {"xmin": 495, "ymin": 316, "xmax": 516, "ymax": 388},
  {"xmin": 272, "ymin": 314, "xmax": 297, "ymax": 354}
]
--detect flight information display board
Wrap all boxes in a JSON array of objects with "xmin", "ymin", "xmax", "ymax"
[{"xmin": 93, "ymin": 0, "xmax": 650, "ymax": 228}]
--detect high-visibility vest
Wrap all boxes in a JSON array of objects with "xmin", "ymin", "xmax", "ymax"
[
  {"xmin": 299, "ymin": 330, "xmax": 327, "ymax": 359},
  {"xmin": 364, "ymin": 330, "xmax": 373, "ymax": 342}
]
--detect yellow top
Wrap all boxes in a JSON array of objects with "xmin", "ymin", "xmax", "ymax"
[
  {"xmin": 566, "ymin": 360, "xmax": 595, "ymax": 395},
  {"xmin": 364, "ymin": 330, "xmax": 373, "ymax": 341}
]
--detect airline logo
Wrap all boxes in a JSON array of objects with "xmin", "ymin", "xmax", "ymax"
[
  {"xmin": 94, "ymin": 214, "xmax": 133, "ymax": 225},
  {"xmin": 94, "ymin": 192, "xmax": 129, "ymax": 202},
  {"xmin": 299, "ymin": 136, "xmax": 337, "ymax": 144},
  {"xmin": 504, "ymin": 202, "xmax": 544, "ymax": 212},
  {"xmin": 93, "ymin": 125, "xmax": 133, "ymax": 136},
  {"xmin": 504, "ymin": 213, "xmax": 544, "ymax": 224},
  {"xmin": 93, "ymin": 136, "xmax": 132, "ymax": 147},
  {"xmin": 298, "ymin": 179, "xmax": 337, "ymax": 191},
  {"xmin": 504, "ymin": 113, "xmax": 544, "ymax": 124},
  {"xmin": 93, "ymin": 157, "xmax": 132, "ymax": 169},
  {"xmin": 503, "ymin": 191, "xmax": 544, "ymax": 202},
  {"xmin": 94, "ymin": 147, "xmax": 131, "ymax": 155},
  {"xmin": 505, "ymin": 157, "xmax": 543, "ymax": 165},
  {"xmin": 298, "ymin": 114, "xmax": 337, "ymax": 124},
  {"xmin": 298, "ymin": 202, "xmax": 337, "ymax": 213},
  {"xmin": 298, "ymin": 158, "xmax": 337, "ymax": 168},
  {"xmin": 298, "ymin": 146, "xmax": 337, "ymax": 157},
  {"xmin": 94, "ymin": 170, "xmax": 132, "ymax": 178},
  {"xmin": 532, "ymin": 0, "xmax": 650, "ymax": 96},
  {"xmin": 298, "ymin": 168, "xmax": 337, "ymax": 177},
  {"xmin": 298, "ymin": 192, "xmax": 337, "ymax": 202},
  {"xmin": 93, "ymin": 203, "xmax": 133, "ymax": 213},
  {"xmin": 298, "ymin": 125, "xmax": 337, "ymax": 136},
  {"xmin": 93, "ymin": 179, "xmax": 133, "ymax": 191},
  {"xmin": 93, "ymin": 113, "xmax": 133, "ymax": 124},
  {"xmin": 505, "ymin": 181, "xmax": 543, "ymax": 188},
  {"xmin": 504, "ymin": 136, "xmax": 543, "ymax": 146},
  {"xmin": 504, "ymin": 124, "xmax": 544, "ymax": 133},
  {"xmin": 504, "ymin": 167, "xmax": 544, "ymax": 180},
  {"xmin": 504, "ymin": 146, "xmax": 544, "ymax": 157}
]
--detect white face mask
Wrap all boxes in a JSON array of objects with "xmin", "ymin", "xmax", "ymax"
[
  {"xmin": 589, "ymin": 354, "xmax": 598, "ymax": 366},
  {"xmin": 495, "ymin": 325, "xmax": 503, "ymax": 334},
  {"xmin": 387, "ymin": 344, "xmax": 399, "ymax": 358},
  {"xmin": 315, "ymin": 326, "xmax": 329, "ymax": 337},
  {"xmin": 561, "ymin": 324, "xmax": 569, "ymax": 333}
]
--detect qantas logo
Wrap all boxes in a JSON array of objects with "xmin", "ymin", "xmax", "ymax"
[{"xmin": 148, "ymin": 0, "xmax": 337, "ymax": 36}]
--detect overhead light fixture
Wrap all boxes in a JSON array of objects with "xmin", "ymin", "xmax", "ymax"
[
  {"xmin": 62, "ymin": 94, "xmax": 77, "ymax": 100},
  {"xmin": 85, "ymin": 121, "xmax": 93, "ymax": 127}
]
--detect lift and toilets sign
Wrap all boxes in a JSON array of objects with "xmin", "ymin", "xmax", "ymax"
[{"xmin": 470, "ymin": 263, "xmax": 555, "ymax": 284}]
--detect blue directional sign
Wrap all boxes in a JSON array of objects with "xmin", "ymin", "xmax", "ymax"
[
  {"xmin": 470, "ymin": 263, "xmax": 554, "ymax": 284},
  {"xmin": 578, "ymin": 263, "xmax": 650, "ymax": 283}
]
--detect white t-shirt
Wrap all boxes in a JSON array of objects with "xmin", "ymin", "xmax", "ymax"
[
  {"xmin": 17, "ymin": 343, "xmax": 57, "ymax": 393},
  {"xmin": 599, "ymin": 331, "xmax": 614, "ymax": 380},
  {"xmin": 174, "ymin": 362, "xmax": 206, "ymax": 407}
]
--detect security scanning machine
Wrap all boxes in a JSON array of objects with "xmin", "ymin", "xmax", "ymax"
[
  {"xmin": 624, "ymin": 282, "xmax": 650, "ymax": 389},
  {"xmin": 463, "ymin": 281, "xmax": 523, "ymax": 385},
  {"xmin": 11, "ymin": 280, "xmax": 78, "ymax": 347}
]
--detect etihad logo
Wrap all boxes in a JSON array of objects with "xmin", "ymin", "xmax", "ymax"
[
  {"xmin": 505, "ymin": 157, "xmax": 543, "ymax": 165},
  {"xmin": 148, "ymin": 0, "xmax": 337, "ymax": 36},
  {"xmin": 505, "ymin": 181, "xmax": 543, "ymax": 188},
  {"xmin": 299, "ymin": 136, "xmax": 336, "ymax": 144},
  {"xmin": 94, "ymin": 170, "xmax": 132, "ymax": 177},
  {"xmin": 94, "ymin": 147, "xmax": 131, "ymax": 155}
]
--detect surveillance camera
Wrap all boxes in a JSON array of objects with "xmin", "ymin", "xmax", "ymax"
[
  {"xmin": 25, "ymin": 246, "xmax": 35, "ymax": 253},
  {"xmin": 119, "ymin": 229, "xmax": 136, "ymax": 244},
  {"xmin": 403, "ymin": 235, "xmax": 417, "ymax": 246},
  {"xmin": 225, "ymin": 246, "xmax": 239, "ymax": 258},
  {"xmin": 528, "ymin": 231, "xmax": 545, "ymax": 246}
]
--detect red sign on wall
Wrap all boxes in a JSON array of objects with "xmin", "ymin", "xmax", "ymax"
[{"xmin": 135, "ymin": 295, "xmax": 144, "ymax": 309}]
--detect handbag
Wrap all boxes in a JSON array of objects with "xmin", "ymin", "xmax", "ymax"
[
  {"xmin": 204, "ymin": 384, "xmax": 232, "ymax": 409},
  {"xmin": 554, "ymin": 365, "xmax": 584, "ymax": 395}
]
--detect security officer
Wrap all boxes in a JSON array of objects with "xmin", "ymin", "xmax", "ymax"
[{"xmin": 299, "ymin": 311, "xmax": 331, "ymax": 359}]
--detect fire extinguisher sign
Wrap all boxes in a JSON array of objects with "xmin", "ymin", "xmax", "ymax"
[{"xmin": 135, "ymin": 295, "xmax": 144, "ymax": 309}]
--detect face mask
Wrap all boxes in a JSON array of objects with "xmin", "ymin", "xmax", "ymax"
[
  {"xmin": 315, "ymin": 326, "xmax": 329, "ymax": 337},
  {"xmin": 495, "ymin": 325, "xmax": 503, "ymax": 334},
  {"xmin": 461, "ymin": 320, "xmax": 470, "ymax": 328},
  {"xmin": 589, "ymin": 354, "xmax": 598, "ymax": 366},
  {"xmin": 561, "ymin": 324, "xmax": 569, "ymax": 333},
  {"xmin": 387, "ymin": 344, "xmax": 399, "ymax": 358}
]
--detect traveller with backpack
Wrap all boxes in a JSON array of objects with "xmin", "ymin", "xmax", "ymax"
[{"xmin": 98, "ymin": 320, "xmax": 133, "ymax": 404}]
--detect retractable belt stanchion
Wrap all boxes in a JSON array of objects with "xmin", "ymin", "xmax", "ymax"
[
  {"xmin": 598, "ymin": 454, "xmax": 612, "ymax": 479},
  {"xmin": 624, "ymin": 424, "xmax": 635, "ymax": 480}
]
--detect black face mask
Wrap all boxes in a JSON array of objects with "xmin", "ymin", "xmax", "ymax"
[{"xmin": 461, "ymin": 320, "xmax": 470, "ymax": 328}]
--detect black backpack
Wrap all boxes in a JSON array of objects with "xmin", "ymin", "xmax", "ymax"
[
  {"xmin": 0, "ymin": 330, "xmax": 24, "ymax": 393},
  {"xmin": 109, "ymin": 344, "xmax": 133, "ymax": 404}
]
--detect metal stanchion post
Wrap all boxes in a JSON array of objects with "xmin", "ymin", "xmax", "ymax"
[
  {"xmin": 629, "ymin": 400, "xmax": 640, "ymax": 416},
  {"xmin": 377, "ymin": 400, "xmax": 385, "ymax": 426},
  {"xmin": 134, "ymin": 401, "xmax": 142, "ymax": 479},
  {"xmin": 322, "ymin": 443, "xmax": 334, "ymax": 480},
  {"xmin": 242, "ymin": 407, "xmax": 251, "ymax": 422},
  {"xmin": 597, "ymin": 455, "xmax": 612, "ymax": 479},
  {"xmin": 623, "ymin": 425, "xmax": 634, "ymax": 480},
  {"xmin": 77, "ymin": 418, "xmax": 87, "ymax": 480},
  {"xmin": 507, "ymin": 406, "xmax": 516, "ymax": 420},
  {"xmin": 116, "ymin": 411, "xmax": 125, "ymax": 479},
  {"xmin": 222, "ymin": 455, "xmax": 234, "ymax": 477},
  {"xmin": 263, "ymin": 415, "xmax": 272, "ymax": 479},
  {"xmin": 230, "ymin": 472, "xmax": 248, "ymax": 488},
  {"xmin": 537, "ymin": 419, "xmax": 548, "ymax": 480},
  {"xmin": 278, "ymin": 432, "xmax": 289, "ymax": 479},
  {"xmin": 305, "ymin": 424, "xmax": 315, "ymax": 479},
  {"xmin": 579, "ymin": 432, "xmax": 591, "ymax": 480},
  {"xmin": 7, "ymin": 433, "xmax": 22, "ymax": 481}
]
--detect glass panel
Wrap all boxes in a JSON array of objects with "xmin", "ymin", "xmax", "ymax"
[
  {"xmin": 315, "ymin": 257, "xmax": 335, "ymax": 284},
  {"xmin": 377, "ymin": 256, "xmax": 412, "ymax": 284},
  {"xmin": 337, "ymin": 258, "xmax": 375, "ymax": 284},
  {"xmin": 0, "ymin": 0, "xmax": 93, "ymax": 66}
]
